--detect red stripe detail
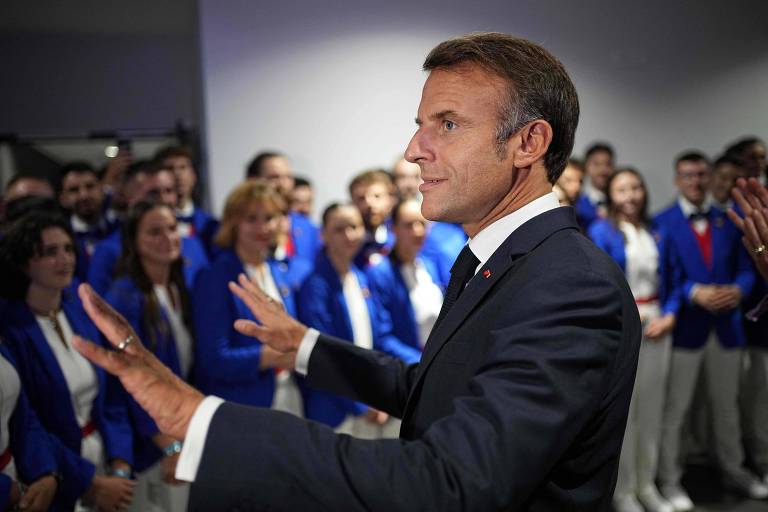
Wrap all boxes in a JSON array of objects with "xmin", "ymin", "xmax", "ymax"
[
  {"xmin": 635, "ymin": 295, "xmax": 659, "ymax": 305},
  {"xmin": 81, "ymin": 420, "xmax": 97, "ymax": 438},
  {"xmin": 0, "ymin": 448, "xmax": 11, "ymax": 471}
]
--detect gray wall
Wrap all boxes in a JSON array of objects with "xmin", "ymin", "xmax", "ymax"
[
  {"xmin": 0, "ymin": 0, "xmax": 201, "ymax": 138},
  {"xmin": 198, "ymin": 0, "xmax": 768, "ymax": 215}
]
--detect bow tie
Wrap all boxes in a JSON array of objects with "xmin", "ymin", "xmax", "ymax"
[{"xmin": 688, "ymin": 210, "xmax": 708, "ymax": 221}]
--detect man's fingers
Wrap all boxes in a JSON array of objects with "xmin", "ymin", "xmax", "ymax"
[
  {"xmin": 234, "ymin": 319, "xmax": 269, "ymax": 340},
  {"xmin": 751, "ymin": 208, "xmax": 768, "ymax": 245},
  {"xmin": 78, "ymin": 283, "xmax": 141, "ymax": 354},
  {"xmin": 743, "ymin": 217, "xmax": 764, "ymax": 251},
  {"xmin": 731, "ymin": 182, "xmax": 752, "ymax": 216},
  {"xmin": 727, "ymin": 207, "xmax": 745, "ymax": 231},
  {"xmin": 747, "ymin": 178, "xmax": 768, "ymax": 207},
  {"xmin": 72, "ymin": 335, "xmax": 129, "ymax": 376}
]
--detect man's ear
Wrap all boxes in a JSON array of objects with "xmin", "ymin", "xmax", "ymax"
[{"xmin": 511, "ymin": 120, "xmax": 553, "ymax": 169}]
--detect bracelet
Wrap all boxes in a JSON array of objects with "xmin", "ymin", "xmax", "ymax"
[
  {"xmin": 110, "ymin": 468, "xmax": 131, "ymax": 479},
  {"xmin": 162, "ymin": 440, "xmax": 183, "ymax": 457}
]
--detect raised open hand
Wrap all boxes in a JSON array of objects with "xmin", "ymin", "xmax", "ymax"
[
  {"xmin": 228, "ymin": 273, "xmax": 308, "ymax": 366},
  {"xmin": 72, "ymin": 283, "xmax": 203, "ymax": 440}
]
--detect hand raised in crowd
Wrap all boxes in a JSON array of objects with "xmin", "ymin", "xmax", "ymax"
[
  {"xmin": 728, "ymin": 177, "xmax": 768, "ymax": 282},
  {"xmin": 72, "ymin": 283, "xmax": 204, "ymax": 441},
  {"xmin": 229, "ymin": 273, "xmax": 309, "ymax": 368},
  {"xmin": 85, "ymin": 474, "xmax": 135, "ymax": 512},
  {"xmin": 644, "ymin": 313, "xmax": 675, "ymax": 339}
]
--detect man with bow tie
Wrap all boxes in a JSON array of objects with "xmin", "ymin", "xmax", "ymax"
[{"xmin": 654, "ymin": 151, "xmax": 762, "ymax": 509}]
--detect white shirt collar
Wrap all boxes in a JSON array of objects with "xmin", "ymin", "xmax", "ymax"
[
  {"xmin": 583, "ymin": 182, "xmax": 606, "ymax": 204},
  {"xmin": 468, "ymin": 192, "xmax": 561, "ymax": 268},
  {"xmin": 677, "ymin": 195, "xmax": 712, "ymax": 217},
  {"xmin": 177, "ymin": 201, "xmax": 195, "ymax": 217}
]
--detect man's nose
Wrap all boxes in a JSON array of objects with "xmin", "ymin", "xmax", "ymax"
[{"xmin": 405, "ymin": 129, "xmax": 430, "ymax": 164}]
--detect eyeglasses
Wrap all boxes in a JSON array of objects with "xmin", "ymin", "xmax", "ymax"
[{"xmin": 677, "ymin": 171, "xmax": 709, "ymax": 181}]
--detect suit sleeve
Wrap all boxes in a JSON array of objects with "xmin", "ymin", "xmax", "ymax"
[{"xmin": 191, "ymin": 266, "xmax": 632, "ymax": 511}]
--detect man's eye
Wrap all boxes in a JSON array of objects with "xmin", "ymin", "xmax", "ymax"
[{"xmin": 443, "ymin": 120, "xmax": 456, "ymax": 131}]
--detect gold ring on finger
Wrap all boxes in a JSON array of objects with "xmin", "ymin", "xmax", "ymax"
[{"xmin": 755, "ymin": 244, "xmax": 767, "ymax": 255}]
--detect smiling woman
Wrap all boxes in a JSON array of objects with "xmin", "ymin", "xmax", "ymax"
[{"xmin": 0, "ymin": 211, "xmax": 135, "ymax": 511}]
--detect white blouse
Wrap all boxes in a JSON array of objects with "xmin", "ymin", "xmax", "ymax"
[
  {"xmin": 36, "ymin": 312, "xmax": 103, "ymax": 468},
  {"xmin": 620, "ymin": 222, "xmax": 659, "ymax": 301},
  {"xmin": 245, "ymin": 263, "xmax": 304, "ymax": 418},
  {"xmin": 153, "ymin": 284, "xmax": 193, "ymax": 380},
  {"xmin": 342, "ymin": 272, "xmax": 373, "ymax": 350},
  {"xmin": 0, "ymin": 353, "xmax": 20, "ymax": 481},
  {"xmin": 400, "ymin": 260, "xmax": 443, "ymax": 349}
]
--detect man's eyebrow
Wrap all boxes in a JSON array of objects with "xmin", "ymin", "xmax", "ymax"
[{"xmin": 414, "ymin": 110, "xmax": 469, "ymax": 126}]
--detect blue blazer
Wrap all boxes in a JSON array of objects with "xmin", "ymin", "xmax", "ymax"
[
  {"xmin": 297, "ymin": 250, "xmax": 399, "ymax": 427},
  {"xmin": 419, "ymin": 222, "xmax": 466, "ymax": 289},
  {"xmin": 575, "ymin": 194, "xmax": 600, "ymax": 231},
  {"xmin": 105, "ymin": 276, "xmax": 189, "ymax": 472},
  {"xmin": 367, "ymin": 256, "xmax": 443, "ymax": 361},
  {"xmin": 193, "ymin": 249, "xmax": 310, "ymax": 407},
  {"xmin": 354, "ymin": 221, "xmax": 396, "ymax": 268},
  {"xmin": 289, "ymin": 211, "xmax": 321, "ymax": 264},
  {"xmin": 177, "ymin": 207, "xmax": 220, "ymax": 259},
  {"xmin": 0, "ymin": 346, "xmax": 57, "ymax": 508},
  {"xmin": 87, "ymin": 231, "xmax": 209, "ymax": 296},
  {"xmin": 653, "ymin": 203, "xmax": 755, "ymax": 349},
  {"xmin": 2, "ymin": 293, "xmax": 133, "ymax": 510},
  {"xmin": 587, "ymin": 219, "xmax": 680, "ymax": 317}
]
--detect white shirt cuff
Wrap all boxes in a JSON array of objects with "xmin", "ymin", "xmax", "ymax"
[
  {"xmin": 175, "ymin": 395, "xmax": 225, "ymax": 482},
  {"xmin": 294, "ymin": 328, "xmax": 320, "ymax": 376}
]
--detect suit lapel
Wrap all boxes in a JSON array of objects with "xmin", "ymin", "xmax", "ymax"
[
  {"xmin": 670, "ymin": 206, "xmax": 709, "ymax": 278},
  {"xmin": 404, "ymin": 207, "xmax": 580, "ymax": 414}
]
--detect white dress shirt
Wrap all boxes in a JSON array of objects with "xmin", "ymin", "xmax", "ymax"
[
  {"xmin": 153, "ymin": 284, "xmax": 194, "ymax": 380},
  {"xmin": 176, "ymin": 192, "xmax": 562, "ymax": 482}
]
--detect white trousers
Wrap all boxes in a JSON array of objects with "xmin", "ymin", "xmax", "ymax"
[
  {"xmin": 128, "ymin": 461, "xmax": 189, "ymax": 512},
  {"xmin": 615, "ymin": 303, "xmax": 672, "ymax": 496},
  {"xmin": 741, "ymin": 347, "xmax": 768, "ymax": 474},
  {"xmin": 658, "ymin": 331, "xmax": 744, "ymax": 484}
]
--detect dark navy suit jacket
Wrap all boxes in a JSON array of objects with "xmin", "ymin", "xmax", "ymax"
[
  {"xmin": 192, "ymin": 249, "xmax": 310, "ymax": 408},
  {"xmin": 2, "ymin": 293, "xmax": 133, "ymax": 510},
  {"xmin": 653, "ymin": 203, "xmax": 754, "ymax": 349},
  {"xmin": 0, "ymin": 345, "xmax": 57, "ymax": 507},
  {"xmin": 189, "ymin": 207, "xmax": 641, "ymax": 511}
]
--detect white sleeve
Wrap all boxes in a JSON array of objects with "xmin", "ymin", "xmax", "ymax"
[
  {"xmin": 175, "ymin": 395, "xmax": 225, "ymax": 482},
  {"xmin": 294, "ymin": 328, "xmax": 320, "ymax": 376}
]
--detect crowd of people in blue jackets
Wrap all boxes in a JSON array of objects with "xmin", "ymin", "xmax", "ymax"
[{"xmin": 0, "ymin": 136, "xmax": 766, "ymax": 512}]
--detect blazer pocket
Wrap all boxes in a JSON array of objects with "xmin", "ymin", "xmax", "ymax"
[{"xmin": 436, "ymin": 341, "xmax": 472, "ymax": 364}]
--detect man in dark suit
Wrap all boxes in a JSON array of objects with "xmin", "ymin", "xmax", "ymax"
[{"xmin": 72, "ymin": 32, "xmax": 641, "ymax": 511}]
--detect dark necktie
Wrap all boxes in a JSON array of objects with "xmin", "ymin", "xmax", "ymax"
[{"xmin": 434, "ymin": 245, "xmax": 480, "ymax": 329}]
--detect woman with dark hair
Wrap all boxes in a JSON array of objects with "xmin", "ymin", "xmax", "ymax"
[
  {"xmin": 193, "ymin": 180, "xmax": 310, "ymax": 414},
  {"xmin": 367, "ymin": 199, "xmax": 444, "ymax": 360},
  {"xmin": 0, "ymin": 211, "xmax": 134, "ymax": 511},
  {"xmin": 105, "ymin": 201, "xmax": 192, "ymax": 512},
  {"xmin": 588, "ymin": 169, "xmax": 678, "ymax": 512}
]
